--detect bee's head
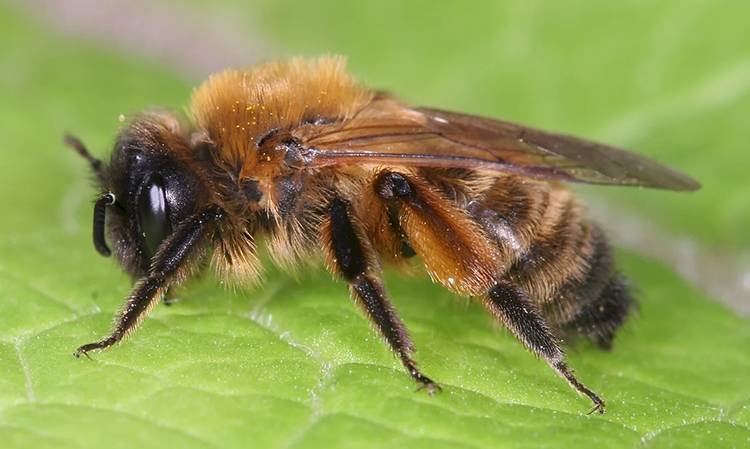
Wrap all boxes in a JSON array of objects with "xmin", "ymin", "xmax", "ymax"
[{"xmin": 66, "ymin": 112, "xmax": 209, "ymax": 276}]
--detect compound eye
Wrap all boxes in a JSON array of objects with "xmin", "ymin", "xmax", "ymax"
[{"xmin": 137, "ymin": 175, "xmax": 171, "ymax": 259}]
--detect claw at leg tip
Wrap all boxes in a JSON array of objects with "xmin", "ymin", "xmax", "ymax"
[
  {"xmin": 73, "ymin": 346, "xmax": 94, "ymax": 360},
  {"xmin": 415, "ymin": 381, "xmax": 442, "ymax": 395},
  {"xmin": 586, "ymin": 401, "xmax": 606, "ymax": 415}
]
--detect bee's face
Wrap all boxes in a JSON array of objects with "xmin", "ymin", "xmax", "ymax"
[{"xmin": 103, "ymin": 114, "xmax": 206, "ymax": 276}]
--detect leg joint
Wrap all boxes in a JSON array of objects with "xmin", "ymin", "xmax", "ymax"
[{"xmin": 375, "ymin": 171, "xmax": 413, "ymax": 200}]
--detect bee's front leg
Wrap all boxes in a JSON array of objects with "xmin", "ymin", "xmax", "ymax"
[{"xmin": 74, "ymin": 206, "xmax": 223, "ymax": 358}]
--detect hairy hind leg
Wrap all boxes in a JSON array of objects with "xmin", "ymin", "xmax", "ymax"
[
  {"xmin": 484, "ymin": 282, "xmax": 605, "ymax": 414},
  {"xmin": 372, "ymin": 170, "xmax": 604, "ymax": 411}
]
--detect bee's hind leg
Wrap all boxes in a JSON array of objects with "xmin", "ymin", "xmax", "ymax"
[{"xmin": 483, "ymin": 281, "xmax": 606, "ymax": 414}]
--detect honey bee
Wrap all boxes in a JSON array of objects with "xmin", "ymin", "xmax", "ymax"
[{"xmin": 65, "ymin": 56, "xmax": 699, "ymax": 414}]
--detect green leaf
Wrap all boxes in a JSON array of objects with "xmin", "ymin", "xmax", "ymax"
[{"xmin": 1, "ymin": 4, "xmax": 749, "ymax": 449}]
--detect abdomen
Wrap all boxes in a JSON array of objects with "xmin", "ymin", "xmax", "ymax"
[{"xmin": 469, "ymin": 175, "xmax": 634, "ymax": 348}]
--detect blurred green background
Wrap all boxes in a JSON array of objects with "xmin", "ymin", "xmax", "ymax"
[{"xmin": 0, "ymin": 1, "xmax": 748, "ymax": 448}]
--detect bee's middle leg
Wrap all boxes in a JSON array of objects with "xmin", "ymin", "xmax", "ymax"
[{"xmin": 322, "ymin": 197, "xmax": 440, "ymax": 393}]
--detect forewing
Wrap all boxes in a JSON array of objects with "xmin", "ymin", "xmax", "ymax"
[{"xmin": 296, "ymin": 97, "xmax": 700, "ymax": 191}]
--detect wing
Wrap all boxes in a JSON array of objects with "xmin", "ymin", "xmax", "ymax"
[{"xmin": 294, "ymin": 96, "xmax": 700, "ymax": 190}]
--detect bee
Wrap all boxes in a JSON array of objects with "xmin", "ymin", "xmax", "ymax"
[{"xmin": 65, "ymin": 56, "xmax": 699, "ymax": 414}]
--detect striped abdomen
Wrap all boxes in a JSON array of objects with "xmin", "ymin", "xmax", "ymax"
[{"xmin": 469, "ymin": 175, "xmax": 634, "ymax": 348}]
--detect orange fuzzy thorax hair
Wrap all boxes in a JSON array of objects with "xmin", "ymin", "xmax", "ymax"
[{"xmin": 190, "ymin": 56, "xmax": 374, "ymax": 170}]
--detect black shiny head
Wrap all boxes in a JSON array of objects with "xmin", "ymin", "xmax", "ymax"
[{"xmin": 72, "ymin": 113, "xmax": 208, "ymax": 277}]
